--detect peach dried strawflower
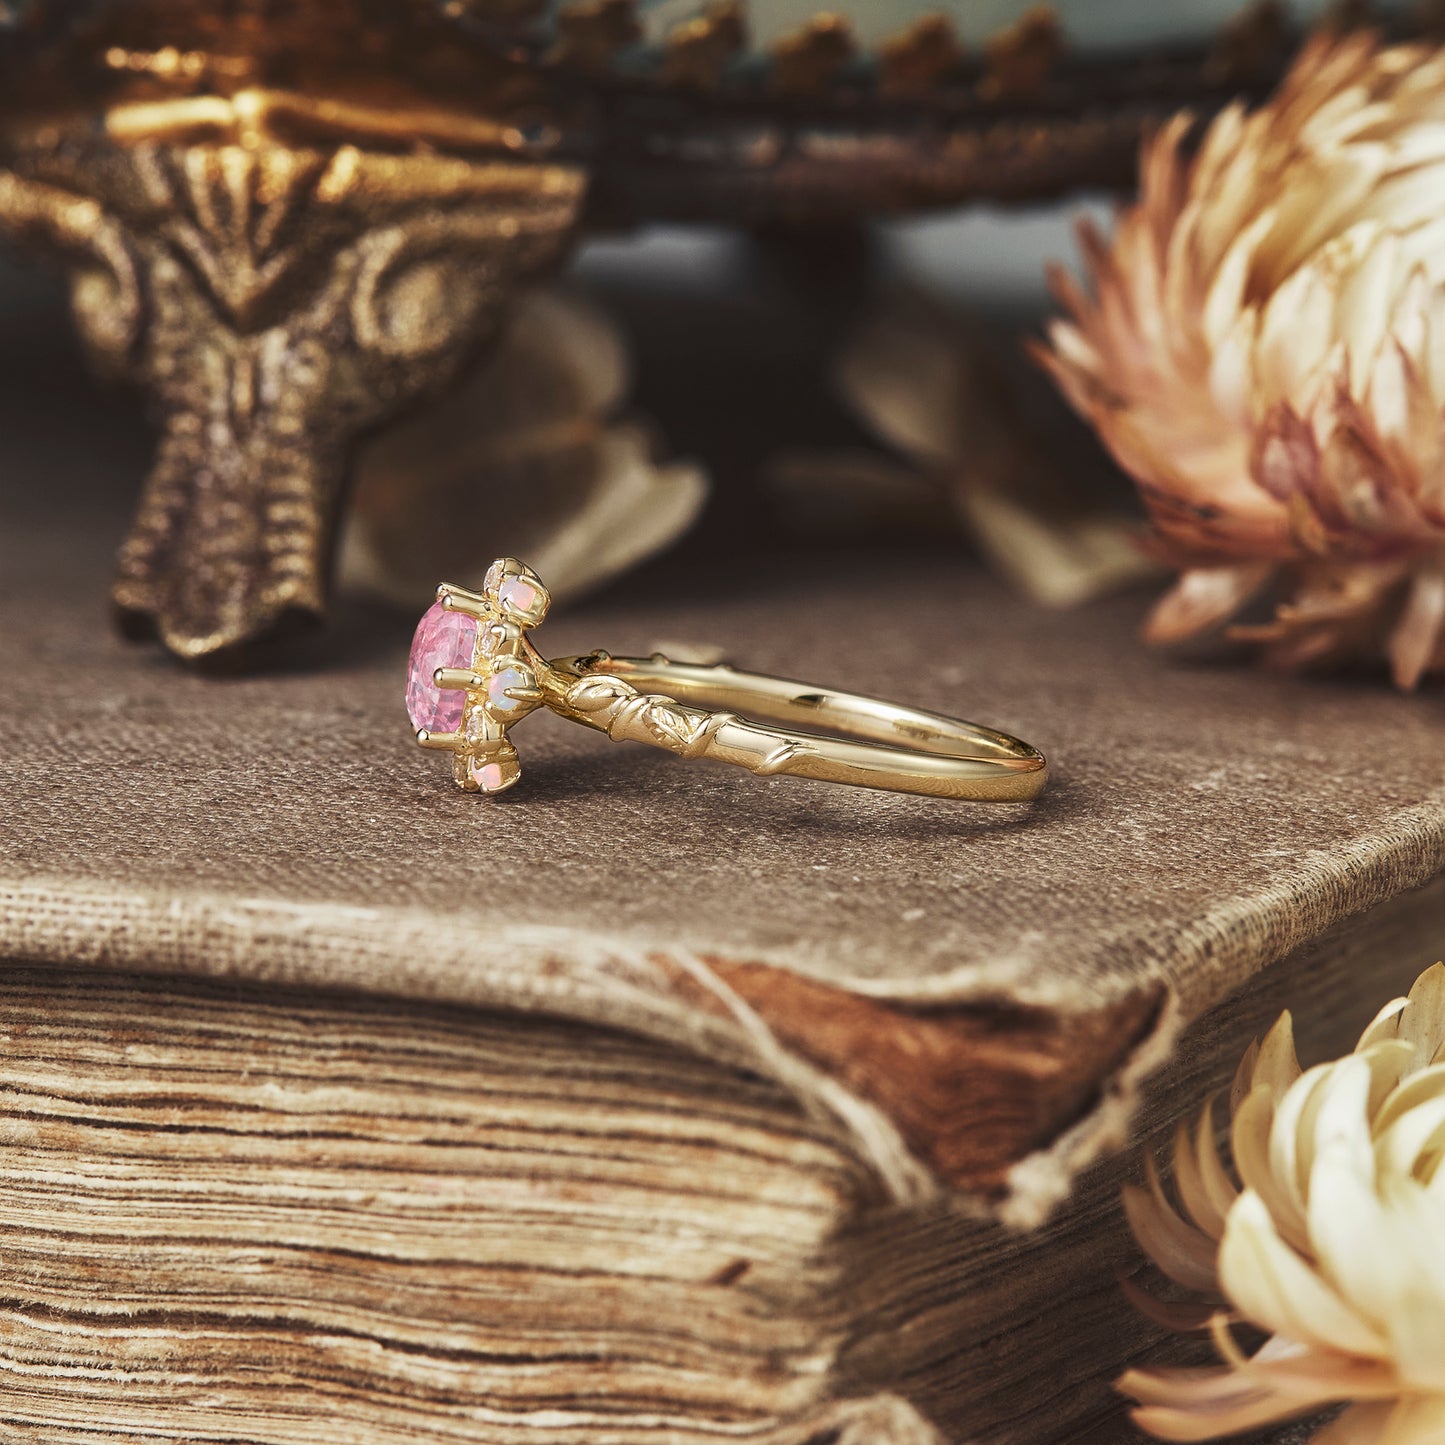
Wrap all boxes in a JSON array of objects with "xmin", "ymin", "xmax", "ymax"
[
  {"xmin": 1040, "ymin": 34, "xmax": 1445, "ymax": 687},
  {"xmin": 1120, "ymin": 963, "xmax": 1445, "ymax": 1442}
]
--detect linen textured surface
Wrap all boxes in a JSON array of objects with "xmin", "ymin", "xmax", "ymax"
[{"xmin": 2, "ymin": 483, "xmax": 1443, "ymax": 1220}]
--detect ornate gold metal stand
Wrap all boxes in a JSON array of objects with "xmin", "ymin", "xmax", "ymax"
[{"xmin": 0, "ymin": 98, "xmax": 583, "ymax": 658}]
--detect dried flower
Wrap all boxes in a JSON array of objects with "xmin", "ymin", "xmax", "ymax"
[
  {"xmin": 1039, "ymin": 34, "xmax": 1445, "ymax": 688},
  {"xmin": 818, "ymin": 295, "xmax": 1160, "ymax": 608},
  {"xmin": 1120, "ymin": 962, "xmax": 1445, "ymax": 1442},
  {"xmin": 340, "ymin": 289, "xmax": 707, "ymax": 609}
]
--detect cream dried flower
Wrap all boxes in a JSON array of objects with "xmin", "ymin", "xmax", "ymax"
[
  {"xmin": 341, "ymin": 289, "xmax": 707, "ymax": 609},
  {"xmin": 1039, "ymin": 33, "xmax": 1445, "ymax": 688},
  {"xmin": 1120, "ymin": 962, "xmax": 1445, "ymax": 1442}
]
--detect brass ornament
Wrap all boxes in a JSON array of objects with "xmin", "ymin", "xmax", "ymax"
[
  {"xmin": 1206, "ymin": 0, "xmax": 1290, "ymax": 83},
  {"xmin": 877, "ymin": 15, "xmax": 966, "ymax": 98},
  {"xmin": 979, "ymin": 5, "xmax": 1062, "ymax": 101},
  {"xmin": 2, "ymin": 125, "xmax": 583, "ymax": 658},
  {"xmin": 661, "ymin": 1, "xmax": 748, "ymax": 90},
  {"xmin": 769, "ymin": 13, "xmax": 857, "ymax": 95},
  {"xmin": 547, "ymin": 0, "xmax": 643, "ymax": 77}
]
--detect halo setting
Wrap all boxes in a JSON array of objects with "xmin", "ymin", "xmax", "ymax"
[{"xmin": 408, "ymin": 558, "xmax": 550, "ymax": 794}]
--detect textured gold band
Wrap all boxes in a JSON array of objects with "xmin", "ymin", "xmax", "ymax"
[
  {"xmin": 411, "ymin": 561, "xmax": 1047, "ymax": 802},
  {"xmin": 544, "ymin": 653, "xmax": 1048, "ymax": 802}
]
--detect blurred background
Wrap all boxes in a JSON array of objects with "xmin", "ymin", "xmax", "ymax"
[
  {"xmin": 618, "ymin": 0, "xmax": 1371, "ymax": 55},
  {"xmin": 0, "ymin": 196, "xmax": 1126, "ymax": 610}
]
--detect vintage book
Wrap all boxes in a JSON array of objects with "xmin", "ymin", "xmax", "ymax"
[
  {"xmin": 2, "ymin": 530, "xmax": 1444, "ymax": 1441},
  {"xmin": 2, "ymin": 298, "xmax": 1444, "ymax": 1443}
]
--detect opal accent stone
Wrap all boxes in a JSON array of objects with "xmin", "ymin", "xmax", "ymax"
[
  {"xmin": 474, "ymin": 761, "xmax": 506, "ymax": 792},
  {"xmin": 486, "ymin": 664, "xmax": 531, "ymax": 715},
  {"xmin": 406, "ymin": 601, "xmax": 478, "ymax": 734},
  {"xmin": 497, "ymin": 577, "xmax": 539, "ymax": 618}
]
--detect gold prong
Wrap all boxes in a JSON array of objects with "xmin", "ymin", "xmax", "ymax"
[
  {"xmin": 505, "ymin": 685, "xmax": 545, "ymax": 703},
  {"xmin": 438, "ymin": 585, "xmax": 491, "ymax": 620},
  {"xmin": 416, "ymin": 728, "xmax": 464, "ymax": 750},
  {"xmin": 482, "ymin": 766, "xmax": 523, "ymax": 795},
  {"xmin": 454, "ymin": 752, "xmax": 478, "ymax": 790},
  {"xmin": 438, "ymin": 580, "xmax": 485, "ymax": 604},
  {"xmin": 434, "ymin": 666, "xmax": 483, "ymax": 690}
]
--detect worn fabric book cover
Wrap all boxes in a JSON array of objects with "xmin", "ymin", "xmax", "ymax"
[
  {"xmin": 1, "ymin": 285, "xmax": 1444, "ymax": 1441},
  {"xmin": 2, "ymin": 505, "xmax": 1444, "ymax": 1440}
]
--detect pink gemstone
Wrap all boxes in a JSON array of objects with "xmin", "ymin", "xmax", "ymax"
[
  {"xmin": 475, "ymin": 762, "xmax": 505, "ymax": 792},
  {"xmin": 406, "ymin": 601, "xmax": 478, "ymax": 734}
]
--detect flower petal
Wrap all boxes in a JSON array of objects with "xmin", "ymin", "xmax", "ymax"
[
  {"xmin": 1357, "ymin": 998, "xmax": 1411, "ymax": 1052},
  {"xmin": 1143, "ymin": 564, "xmax": 1274, "ymax": 644},
  {"xmin": 1399, "ymin": 964, "xmax": 1445, "ymax": 1071},
  {"xmin": 1379, "ymin": 1393, "xmax": 1445, "ymax": 1445},
  {"xmin": 1040, "ymin": 31, "xmax": 1445, "ymax": 689},
  {"xmin": 1122, "ymin": 1153, "xmax": 1220, "ymax": 1293},
  {"xmin": 1218, "ymin": 1191, "xmax": 1388, "ymax": 1360},
  {"xmin": 1387, "ymin": 567, "xmax": 1445, "ymax": 691},
  {"xmin": 1255, "ymin": 1012, "xmax": 1304, "ymax": 1099},
  {"xmin": 1233, "ymin": 1088, "xmax": 1310, "ymax": 1253}
]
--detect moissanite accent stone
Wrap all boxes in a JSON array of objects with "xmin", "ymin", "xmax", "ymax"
[
  {"xmin": 466, "ymin": 705, "xmax": 498, "ymax": 743},
  {"xmin": 406, "ymin": 601, "xmax": 478, "ymax": 734}
]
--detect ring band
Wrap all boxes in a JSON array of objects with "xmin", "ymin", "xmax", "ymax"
[{"xmin": 406, "ymin": 559, "xmax": 1048, "ymax": 802}]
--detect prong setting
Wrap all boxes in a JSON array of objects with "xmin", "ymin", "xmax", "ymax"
[
  {"xmin": 434, "ymin": 666, "xmax": 485, "ymax": 691},
  {"xmin": 437, "ymin": 583, "xmax": 491, "ymax": 621},
  {"xmin": 409, "ymin": 560, "xmax": 553, "ymax": 795}
]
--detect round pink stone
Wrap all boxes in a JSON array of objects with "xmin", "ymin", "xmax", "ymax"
[{"xmin": 406, "ymin": 601, "xmax": 478, "ymax": 734}]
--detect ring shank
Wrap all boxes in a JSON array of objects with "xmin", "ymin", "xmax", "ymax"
[{"xmin": 547, "ymin": 654, "xmax": 1047, "ymax": 802}]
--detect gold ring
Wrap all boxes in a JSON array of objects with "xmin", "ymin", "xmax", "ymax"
[{"xmin": 406, "ymin": 559, "xmax": 1048, "ymax": 802}]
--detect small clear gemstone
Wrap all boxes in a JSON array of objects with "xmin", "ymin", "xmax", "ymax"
[
  {"xmin": 406, "ymin": 601, "xmax": 478, "ymax": 734},
  {"xmin": 466, "ymin": 706, "xmax": 496, "ymax": 743}
]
